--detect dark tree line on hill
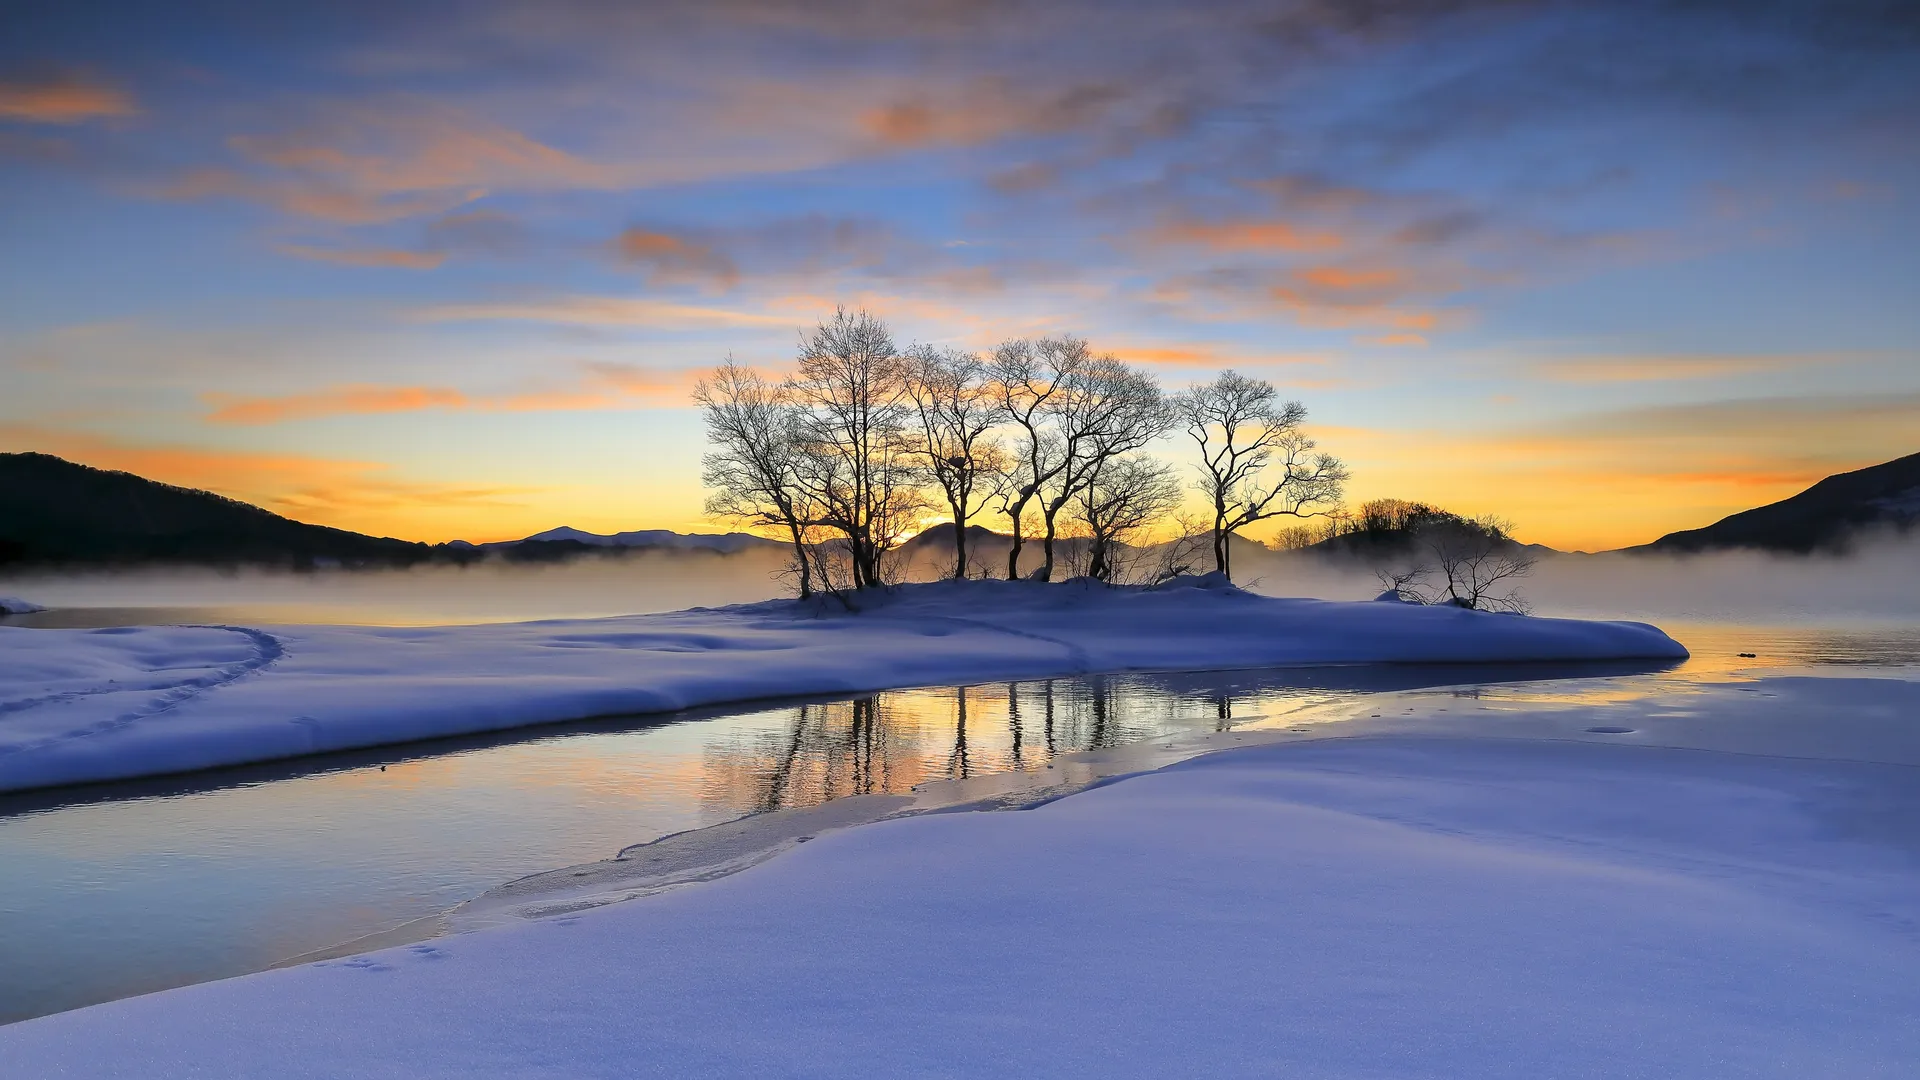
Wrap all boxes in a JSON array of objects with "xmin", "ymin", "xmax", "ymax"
[
  {"xmin": 696, "ymin": 309, "xmax": 1348, "ymax": 597},
  {"xmin": 1273, "ymin": 498, "xmax": 1539, "ymax": 613},
  {"xmin": 0, "ymin": 452, "xmax": 441, "ymax": 569}
]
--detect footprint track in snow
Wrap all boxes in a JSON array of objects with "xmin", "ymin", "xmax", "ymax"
[{"xmin": 0, "ymin": 625, "xmax": 286, "ymax": 757}]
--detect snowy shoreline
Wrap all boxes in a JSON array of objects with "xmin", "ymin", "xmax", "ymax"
[
  {"xmin": 6, "ymin": 668, "xmax": 1918, "ymax": 1073},
  {"xmin": 0, "ymin": 577, "xmax": 1686, "ymax": 794},
  {"xmin": 7, "ymin": 715, "xmax": 1916, "ymax": 1077}
]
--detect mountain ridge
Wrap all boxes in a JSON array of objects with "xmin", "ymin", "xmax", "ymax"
[
  {"xmin": 0, "ymin": 452, "xmax": 433, "ymax": 568},
  {"xmin": 1635, "ymin": 451, "xmax": 1920, "ymax": 554},
  {"xmin": 0, "ymin": 453, "xmax": 779, "ymax": 567}
]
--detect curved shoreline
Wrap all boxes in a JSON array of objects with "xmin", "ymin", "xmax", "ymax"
[
  {"xmin": 0, "ymin": 579, "xmax": 1688, "ymax": 794},
  {"xmin": 292, "ymin": 703, "xmax": 1359, "ymax": 968},
  {"xmin": 22, "ymin": 660, "xmax": 1918, "ymax": 1030}
]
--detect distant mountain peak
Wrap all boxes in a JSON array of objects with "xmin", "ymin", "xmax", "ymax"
[
  {"xmin": 1639, "ymin": 451, "xmax": 1920, "ymax": 554},
  {"xmin": 485, "ymin": 526, "xmax": 781, "ymax": 554}
]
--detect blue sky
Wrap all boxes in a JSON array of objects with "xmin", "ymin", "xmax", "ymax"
[{"xmin": 3, "ymin": 0, "xmax": 1917, "ymax": 547}]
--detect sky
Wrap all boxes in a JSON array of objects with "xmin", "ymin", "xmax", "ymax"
[{"xmin": 2, "ymin": 0, "xmax": 1916, "ymax": 551}]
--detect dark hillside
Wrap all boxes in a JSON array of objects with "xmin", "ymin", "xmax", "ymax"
[
  {"xmin": 0, "ymin": 452, "xmax": 433, "ymax": 567},
  {"xmin": 1638, "ymin": 452, "xmax": 1920, "ymax": 554}
]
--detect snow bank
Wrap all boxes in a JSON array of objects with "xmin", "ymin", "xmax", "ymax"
[
  {"xmin": 0, "ymin": 577, "xmax": 1685, "ymax": 793},
  {"xmin": 4, "ymin": 735, "xmax": 1911, "ymax": 1077},
  {"xmin": 0, "ymin": 596, "xmax": 46, "ymax": 615}
]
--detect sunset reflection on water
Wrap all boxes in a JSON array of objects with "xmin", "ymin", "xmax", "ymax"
[{"xmin": 2, "ymin": 621, "xmax": 1916, "ymax": 1027}]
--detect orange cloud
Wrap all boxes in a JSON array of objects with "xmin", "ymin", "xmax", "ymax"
[
  {"xmin": 159, "ymin": 104, "xmax": 654, "ymax": 225},
  {"xmin": 1147, "ymin": 219, "xmax": 1344, "ymax": 253},
  {"xmin": 859, "ymin": 81, "xmax": 1125, "ymax": 148},
  {"xmin": 205, "ymin": 386, "xmax": 471, "ymax": 424},
  {"xmin": 1267, "ymin": 289, "xmax": 1446, "ymax": 332},
  {"xmin": 227, "ymin": 106, "xmax": 626, "ymax": 194},
  {"xmin": 163, "ymin": 95, "xmax": 890, "ymax": 226},
  {"xmin": 275, "ymin": 244, "xmax": 447, "ymax": 269},
  {"xmin": 615, "ymin": 228, "xmax": 740, "ymax": 289},
  {"xmin": 1106, "ymin": 344, "xmax": 1328, "ymax": 370},
  {"xmin": 0, "ymin": 75, "xmax": 135, "ymax": 124},
  {"xmin": 165, "ymin": 168, "xmax": 483, "ymax": 224},
  {"xmin": 203, "ymin": 368, "xmax": 703, "ymax": 425},
  {"xmin": 1293, "ymin": 266, "xmax": 1405, "ymax": 291},
  {"xmin": 1530, "ymin": 354, "xmax": 1809, "ymax": 383},
  {"xmin": 1363, "ymin": 333, "xmax": 1428, "ymax": 347},
  {"xmin": 414, "ymin": 296, "xmax": 795, "ymax": 330}
]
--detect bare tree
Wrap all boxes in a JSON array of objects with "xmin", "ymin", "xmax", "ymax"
[
  {"xmin": 785, "ymin": 309, "xmax": 926, "ymax": 591},
  {"xmin": 1374, "ymin": 515, "xmax": 1536, "ymax": 612},
  {"xmin": 1372, "ymin": 562, "xmax": 1433, "ymax": 602},
  {"xmin": 1074, "ymin": 454, "xmax": 1181, "ymax": 582},
  {"xmin": 694, "ymin": 360, "xmax": 815, "ymax": 598},
  {"xmin": 903, "ymin": 345, "xmax": 1008, "ymax": 579},
  {"xmin": 1148, "ymin": 510, "xmax": 1215, "ymax": 583},
  {"xmin": 1174, "ymin": 371, "xmax": 1347, "ymax": 581},
  {"xmin": 987, "ymin": 337, "xmax": 1080, "ymax": 581},
  {"xmin": 1423, "ymin": 516, "xmax": 1536, "ymax": 612},
  {"xmin": 1031, "ymin": 356, "xmax": 1171, "ymax": 582}
]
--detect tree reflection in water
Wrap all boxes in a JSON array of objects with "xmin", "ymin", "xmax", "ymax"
[
  {"xmin": 699, "ymin": 675, "xmax": 1233, "ymax": 815},
  {"xmin": 693, "ymin": 659, "xmax": 1690, "ymax": 818}
]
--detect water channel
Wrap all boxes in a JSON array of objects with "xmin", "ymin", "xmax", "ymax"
[{"xmin": 2, "ymin": 620, "xmax": 1916, "ymax": 1025}]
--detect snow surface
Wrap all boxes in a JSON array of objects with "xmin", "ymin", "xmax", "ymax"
[
  {"xmin": 5, "ymin": 734, "xmax": 1913, "ymax": 1078},
  {"xmin": 0, "ymin": 577, "xmax": 1684, "ymax": 793},
  {"xmin": 0, "ymin": 595, "xmax": 46, "ymax": 615}
]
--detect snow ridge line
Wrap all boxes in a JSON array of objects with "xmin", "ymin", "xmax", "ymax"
[
  {"xmin": 0, "ymin": 626, "xmax": 286, "ymax": 758},
  {"xmin": 907, "ymin": 614, "xmax": 1094, "ymax": 670}
]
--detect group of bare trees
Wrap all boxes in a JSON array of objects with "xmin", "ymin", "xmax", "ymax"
[
  {"xmin": 695, "ymin": 309, "xmax": 1347, "ymax": 597},
  {"xmin": 1373, "ymin": 515, "xmax": 1538, "ymax": 613},
  {"xmin": 1266, "ymin": 498, "xmax": 1537, "ymax": 613}
]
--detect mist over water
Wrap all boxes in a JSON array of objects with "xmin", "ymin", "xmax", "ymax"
[
  {"xmin": 2, "ymin": 536, "xmax": 1916, "ymax": 1026},
  {"xmin": 1236, "ymin": 537, "xmax": 1920, "ymax": 626},
  {"xmin": 0, "ymin": 549, "xmax": 795, "ymax": 627},
  {"xmin": 3, "ymin": 535, "xmax": 1917, "ymax": 629}
]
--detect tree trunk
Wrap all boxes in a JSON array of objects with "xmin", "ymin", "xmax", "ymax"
[
  {"xmin": 1212, "ymin": 504, "xmax": 1230, "ymax": 579},
  {"xmin": 786, "ymin": 521, "xmax": 812, "ymax": 599},
  {"xmin": 1088, "ymin": 537, "xmax": 1110, "ymax": 582},
  {"xmin": 1036, "ymin": 492, "xmax": 1070, "ymax": 582},
  {"xmin": 1004, "ymin": 496, "xmax": 1030, "ymax": 580},
  {"xmin": 1037, "ymin": 512, "xmax": 1058, "ymax": 582},
  {"xmin": 950, "ymin": 514, "xmax": 968, "ymax": 579}
]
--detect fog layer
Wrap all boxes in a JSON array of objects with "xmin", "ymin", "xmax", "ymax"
[{"xmin": 2, "ymin": 537, "xmax": 1915, "ymax": 628}]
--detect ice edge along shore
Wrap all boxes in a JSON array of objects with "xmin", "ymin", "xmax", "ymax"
[{"xmin": 0, "ymin": 577, "xmax": 1686, "ymax": 794}]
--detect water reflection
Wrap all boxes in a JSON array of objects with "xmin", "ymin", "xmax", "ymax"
[
  {"xmin": 694, "ymin": 663, "xmax": 1695, "ymax": 816},
  {"xmin": 705, "ymin": 680, "xmax": 1187, "ymax": 812},
  {"xmin": 2, "ymin": 634, "xmax": 1912, "ymax": 1028}
]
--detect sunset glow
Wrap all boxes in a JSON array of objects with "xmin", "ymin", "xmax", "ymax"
[{"xmin": 3, "ymin": 1, "xmax": 1915, "ymax": 547}]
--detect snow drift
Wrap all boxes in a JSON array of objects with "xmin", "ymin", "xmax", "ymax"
[
  {"xmin": 0, "ymin": 577, "xmax": 1685, "ymax": 793},
  {"xmin": 3, "ymin": 734, "xmax": 1911, "ymax": 1077}
]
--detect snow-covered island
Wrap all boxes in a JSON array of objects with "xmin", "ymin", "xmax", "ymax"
[
  {"xmin": 0, "ymin": 576, "xmax": 1684, "ymax": 794},
  {"xmin": 0, "ymin": 595, "xmax": 46, "ymax": 615},
  {"xmin": 8, "ymin": 579, "xmax": 1920, "ymax": 1078}
]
